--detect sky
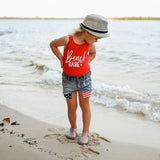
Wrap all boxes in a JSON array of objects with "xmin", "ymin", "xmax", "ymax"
[{"xmin": 0, "ymin": 0, "xmax": 160, "ymax": 18}]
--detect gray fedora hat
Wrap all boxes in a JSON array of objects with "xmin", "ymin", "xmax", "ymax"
[{"xmin": 80, "ymin": 14, "xmax": 109, "ymax": 38}]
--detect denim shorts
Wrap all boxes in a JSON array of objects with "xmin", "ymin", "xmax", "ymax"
[{"xmin": 62, "ymin": 71, "xmax": 92, "ymax": 99}]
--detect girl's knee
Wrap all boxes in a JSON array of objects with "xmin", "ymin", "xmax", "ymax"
[
  {"xmin": 79, "ymin": 98, "xmax": 90, "ymax": 112},
  {"xmin": 68, "ymin": 105, "xmax": 77, "ymax": 113},
  {"xmin": 80, "ymin": 103, "xmax": 90, "ymax": 112}
]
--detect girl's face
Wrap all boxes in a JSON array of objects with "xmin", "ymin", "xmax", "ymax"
[{"xmin": 84, "ymin": 32, "xmax": 101, "ymax": 44}]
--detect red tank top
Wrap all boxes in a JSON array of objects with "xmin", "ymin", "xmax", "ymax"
[{"xmin": 63, "ymin": 35, "xmax": 90, "ymax": 76}]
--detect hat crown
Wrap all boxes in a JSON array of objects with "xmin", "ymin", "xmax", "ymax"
[{"xmin": 82, "ymin": 14, "xmax": 108, "ymax": 32}]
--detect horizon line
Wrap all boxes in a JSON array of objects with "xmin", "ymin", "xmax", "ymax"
[{"xmin": 0, "ymin": 16, "xmax": 160, "ymax": 20}]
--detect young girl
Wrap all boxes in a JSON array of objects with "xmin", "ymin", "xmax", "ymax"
[{"xmin": 50, "ymin": 14, "xmax": 109, "ymax": 145}]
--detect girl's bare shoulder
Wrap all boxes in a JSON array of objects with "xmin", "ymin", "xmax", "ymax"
[
  {"xmin": 50, "ymin": 35, "xmax": 69, "ymax": 47},
  {"xmin": 60, "ymin": 35, "xmax": 69, "ymax": 45}
]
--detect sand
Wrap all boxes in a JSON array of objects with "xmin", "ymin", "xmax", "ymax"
[{"xmin": 0, "ymin": 104, "xmax": 160, "ymax": 160}]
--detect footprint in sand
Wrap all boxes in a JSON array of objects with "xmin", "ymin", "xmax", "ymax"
[
  {"xmin": 44, "ymin": 128, "xmax": 111, "ymax": 159},
  {"xmin": 45, "ymin": 128, "xmax": 110, "ymax": 146}
]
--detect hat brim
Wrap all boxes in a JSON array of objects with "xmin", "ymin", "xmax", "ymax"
[{"xmin": 80, "ymin": 23, "xmax": 109, "ymax": 38}]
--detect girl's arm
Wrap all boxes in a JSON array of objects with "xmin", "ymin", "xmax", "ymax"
[
  {"xmin": 50, "ymin": 36, "xmax": 68, "ymax": 68},
  {"xmin": 88, "ymin": 44, "xmax": 96, "ymax": 63}
]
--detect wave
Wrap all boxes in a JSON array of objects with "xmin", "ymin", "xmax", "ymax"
[
  {"xmin": 91, "ymin": 83, "xmax": 160, "ymax": 122},
  {"xmin": 0, "ymin": 28, "xmax": 15, "ymax": 36},
  {"xmin": 107, "ymin": 56, "xmax": 123, "ymax": 62},
  {"xmin": 36, "ymin": 70, "xmax": 61, "ymax": 85},
  {"xmin": 26, "ymin": 61, "xmax": 49, "ymax": 72},
  {"xmin": 36, "ymin": 70, "xmax": 160, "ymax": 122}
]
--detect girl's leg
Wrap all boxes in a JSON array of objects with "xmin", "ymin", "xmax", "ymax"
[
  {"xmin": 78, "ymin": 91, "xmax": 91, "ymax": 133},
  {"xmin": 66, "ymin": 92, "xmax": 78, "ymax": 129}
]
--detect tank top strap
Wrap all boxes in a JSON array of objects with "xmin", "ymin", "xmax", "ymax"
[{"xmin": 68, "ymin": 35, "xmax": 73, "ymax": 41}]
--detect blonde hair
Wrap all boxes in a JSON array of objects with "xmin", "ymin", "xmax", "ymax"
[{"xmin": 70, "ymin": 27, "xmax": 85, "ymax": 37}]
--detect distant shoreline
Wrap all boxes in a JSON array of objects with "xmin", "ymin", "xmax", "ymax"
[{"xmin": 0, "ymin": 16, "xmax": 160, "ymax": 20}]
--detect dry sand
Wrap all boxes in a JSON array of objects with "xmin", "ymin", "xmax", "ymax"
[{"xmin": 0, "ymin": 104, "xmax": 160, "ymax": 160}]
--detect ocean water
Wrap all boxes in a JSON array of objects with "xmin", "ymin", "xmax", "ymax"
[{"xmin": 0, "ymin": 19, "xmax": 160, "ymax": 123}]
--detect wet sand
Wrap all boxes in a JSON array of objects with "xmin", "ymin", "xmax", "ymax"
[{"xmin": 0, "ymin": 104, "xmax": 160, "ymax": 160}]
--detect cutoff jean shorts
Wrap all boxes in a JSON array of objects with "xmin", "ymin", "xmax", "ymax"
[{"xmin": 62, "ymin": 71, "xmax": 92, "ymax": 99}]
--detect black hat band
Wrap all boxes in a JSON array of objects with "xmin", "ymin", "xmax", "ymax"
[{"xmin": 80, "ymin": 23, "xmax": 108, "ymax": 34}]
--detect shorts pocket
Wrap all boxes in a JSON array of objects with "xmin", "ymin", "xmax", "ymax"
[{"xmin": 79, "ymin": 77, "xmax": 92, "ymax": 92}]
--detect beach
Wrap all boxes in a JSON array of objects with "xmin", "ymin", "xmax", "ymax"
[
  {"xmin": 0, "ymin": 19, "xmax": 160, "ymax": 159},
  {"xmin": 0, "ymin": 104, "xmax": 160, "ymax": 160}
]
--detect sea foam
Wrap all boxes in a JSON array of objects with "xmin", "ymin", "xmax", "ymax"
[
  {"xmin": 91, "ymin": 83, "xmax": 160, "ymax": 122},
  {"xmin": 37, "ymin": 70, "xmax": 61, "ymax": 85}
]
